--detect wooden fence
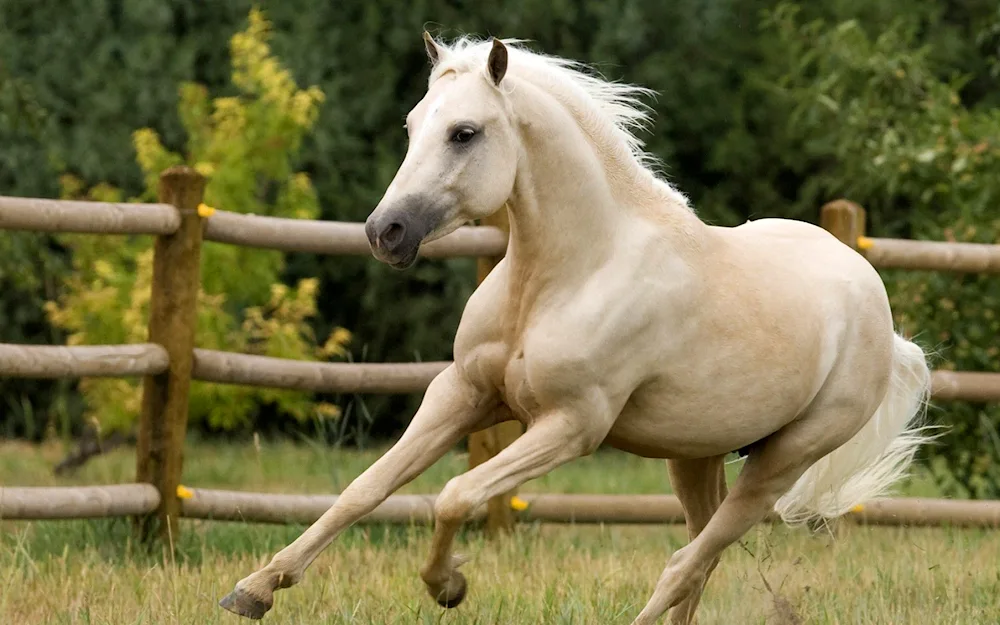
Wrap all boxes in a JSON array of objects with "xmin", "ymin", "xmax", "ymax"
[{"xmin": 2, "ymin": 171, "xmax": 1000, "ymax": 542}]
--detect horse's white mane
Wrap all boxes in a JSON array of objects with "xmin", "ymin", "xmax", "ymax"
[{"xmin": 429, "ymin": 36, "xmax": 688, "ymax": 206}]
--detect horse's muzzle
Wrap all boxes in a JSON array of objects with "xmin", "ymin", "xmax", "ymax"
[{"xmin": 365, "ymin": 194, "xmax": 446, "ymax": 270}]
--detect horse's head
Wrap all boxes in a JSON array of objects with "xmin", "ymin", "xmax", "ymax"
[{"xmin": 365, "ymin": 34, "xmax": 517, "ymax": 269}]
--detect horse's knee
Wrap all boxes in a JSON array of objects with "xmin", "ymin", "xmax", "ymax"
[
  {"xmin": 665, "ymin": 546, "xmax": 698, "ymax": 577},
  {"xmin": 657, "ymin": 546, "xmax": 706, "ymax": 598},
  {"xmin": 434, "ymin": 476, "xmax": 477, "ymax": 525}
]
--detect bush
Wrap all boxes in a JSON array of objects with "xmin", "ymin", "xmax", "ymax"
[
  {"xmin": 44, "ymin": 10, "xmax": 350, "ymax": 434},
  {"xmin": 0, "ymin": 62, "xmax": 82, "ymax": 439}
]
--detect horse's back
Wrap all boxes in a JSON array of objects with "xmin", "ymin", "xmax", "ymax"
[
  {"xmin": 731, "ymin": 217, "xmax": 830, "ymax": 239},
  {"xmin": 723, "ymin": 217, "xmax": 882, "ymax": 288},
  {"xmin": 727, "ymin": 217, "xmax": 846, "ymax": 256}
]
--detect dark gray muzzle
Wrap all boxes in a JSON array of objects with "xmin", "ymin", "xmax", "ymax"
[{"xmin": 365, "ymin": 194, "xmax": 446, "ymax": 270}]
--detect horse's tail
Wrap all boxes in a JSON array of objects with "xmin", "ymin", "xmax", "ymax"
[{"xmin": 773, "ymin": 334, "xmax": 934, "ymax": 526}]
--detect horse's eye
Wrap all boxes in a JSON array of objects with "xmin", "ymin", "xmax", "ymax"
[{"xmin": 451, "ymin": 127, "xmax": 476, "ymax": 144}]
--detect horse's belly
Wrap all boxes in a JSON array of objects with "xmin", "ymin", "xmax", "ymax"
[
  {"xmin": 605, "ymin": 409, "xmax": 768, "ymax": 459},
  {"xmin": 604, "ymin": 374, "xmax": 816, "ymax": 459}
]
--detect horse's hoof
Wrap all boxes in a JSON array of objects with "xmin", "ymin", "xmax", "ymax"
[
  {"xmin": 219, "ymin": 585, "xmax": 273, "ymax": 620},
  {"xmin": 435, "ymin": 571, "xmax": 467, "ymax": 609}
]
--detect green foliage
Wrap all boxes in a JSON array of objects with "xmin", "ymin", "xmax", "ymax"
[
  {"xmin": 706, "ymin": 0, "xmax": 999, "ymax": 227},
  {"xmin": 0, "ymin": 60, "xmax": 82, "ymax": 439},
  {"xmin": 0, "ymin": 231, "xmax": 81, "ymax": 440},
  {"xmin": 757, "ymin": 3, "xmax": 1000, "ymax": 497},
  {"xmin": 43, "ymin": 10, "xmax": 349, "ymax": 433}
]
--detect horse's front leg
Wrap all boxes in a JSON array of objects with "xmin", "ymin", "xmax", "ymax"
[
  {"xmin": 219, "ymin": 364, "xmax": 497, "ymax": 620},
  {"xmin": 420, "ymin": 410, "xmax": 608, "ymax": 607}
]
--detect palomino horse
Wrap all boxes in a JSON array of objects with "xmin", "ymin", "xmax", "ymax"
[{"xmin": 220, "ymin": 34, "xmax": 931, "ymax": 624}]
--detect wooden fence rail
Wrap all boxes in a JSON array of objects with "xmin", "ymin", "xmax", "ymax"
[
  {"xmin": 930, "ymin": 371, "xmax": 1000, "ymax": 402},
  {"xmin": 203, "ymin": 209, "xmax": 507, "ymax": 257},
  {"xmin": 0, "ymin": 484, "xmax": 160, "ymax": 519},
  {"xmin": 522, "ymin": 494, "xmax": 1000, "ymax": 527},
  {"xmin": 0, "ymin": 484, "xmax": 1000, "ymax": 528},
  {"xmin": 0, "ymin": 196, "xmax": 180, "ymax": 235},
  {"xmin": 862, "ymin": 237, "xmax": 1000, "ymax": 274},
  {"xmin": 191, "ymin": 349, "xmax": 449, "ymax": 394},
  {"xmin": 0, "ymin": 343, "xmax": 169, "ymax": 378},
  {"xmin": 8, "ymin": 487, "xmax": 999, "ymax": 529},
  {"xmin": 821, "ymin": 199, "xmax": 1000, "ymax": 274},
  {"xmin": 180, "ymin": 489, "xmax": 446, "ymax": 525},
  {"xmin": 175, "ymin": 491, "xmax": 701, "ymax": 526}
]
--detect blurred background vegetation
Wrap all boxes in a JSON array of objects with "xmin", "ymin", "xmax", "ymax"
[{"xmin": 1, "ymin": 0, "xmax": 998, "ymax": 497}]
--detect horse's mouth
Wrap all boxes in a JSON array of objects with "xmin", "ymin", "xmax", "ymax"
[{"xmin": 388, "ymin": 252, "xmax": 419, "ymax": 270}]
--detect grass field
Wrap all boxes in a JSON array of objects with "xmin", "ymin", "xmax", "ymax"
[{"xmin": 2, "ymin": 438, "xmax": 998, "ymax": 624}]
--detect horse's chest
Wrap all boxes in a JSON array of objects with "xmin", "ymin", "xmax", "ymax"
[
  {"xmin": 461, "ymin": 342, "xmax": 540, "ymax": 425},
  {"xmin": 499, "ymin": 353, "xmax": 542, "ymax": 424}
]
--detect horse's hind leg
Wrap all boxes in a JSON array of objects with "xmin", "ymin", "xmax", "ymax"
[
  {"xmin": 631, "ymin": 401, "xmax": 873, "ymax": 625},
  {"xmin": 666, "ymin": 455, "xmax": 727, "ymax": 625}
]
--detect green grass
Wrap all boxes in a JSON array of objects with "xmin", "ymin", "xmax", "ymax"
[
  {"xmin": 2, "ymin": 439, "xmax": 998, "ymax": 624},
  {"xmin": 0, "ymin": 437, "xmax": 946, "ymax": 496},
  {"xmin": 0, "ymin": 437, "xmax": 685, "ymax": 494}
]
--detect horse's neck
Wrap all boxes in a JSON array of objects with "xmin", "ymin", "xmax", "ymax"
[{"xmin": 503, "ymin": 92, "xmax": 703, "ymax": 307}]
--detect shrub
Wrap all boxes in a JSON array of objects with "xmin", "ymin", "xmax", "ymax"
[{"xmin": 44, "ymin": 9, "xmax": 350, "ymax": 434}]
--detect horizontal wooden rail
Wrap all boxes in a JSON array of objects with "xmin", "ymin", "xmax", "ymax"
[
  {"xmin": 203, "ymin": 209, "xmax": 508, "ymax": 258},
  {"xmin": 521, "ymin": 494, "xmax": 685, "ymax": 523},
  {"xmin": 0, "ymin": 484, "xmax": 161, "ymax": 519},
  {"xmin": 0, "ymin": 343, "xmax": 169, "ymax": 378},
  {"xmin": 177, "ymin": 489, "xmax": 1000, "ymax": 528},
  {"xmin": 930, "ymin": 370, "xmax": 1000, "ymax": 402},
  {"xmin": 521, "ymin": 494, "xmax": 1000, "ymax": 527},
  {"xmin": 179, "ymin": 490, "xmax": 678, "ymax": 526},
  {"xmin": 2, "ymin": 483, "xmax": 997, "ymax": 527},
  {"xmin": 861, "ymin": 236, "xmax": 1000, "ymax": 273},
  {"xmin": 0, "ymin": 196, "xmax": 179, "ymax": 235},
  {"xmin": 181, "ymin": 489, "xmax": 451, "ymax": 525},
  {"xmin": 848, "ymin": 496, "xmax": 1000, "ymax": 528},
  {"xmin": 192, "ymin": 348, "xmax": 448, "ymax": 394}
]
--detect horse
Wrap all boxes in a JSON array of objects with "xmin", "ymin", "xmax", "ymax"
[{"xmin": 219, "ymin": 33, "xmax": 932, "ymax": 624}]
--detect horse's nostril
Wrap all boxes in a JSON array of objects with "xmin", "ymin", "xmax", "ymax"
[{"xmin": 383, "ymin": 222, "xmax": 405, "ymax": 247}]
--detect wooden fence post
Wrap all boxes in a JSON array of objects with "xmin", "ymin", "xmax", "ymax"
[
  {"xmin": 468, "ymin": 208, "xmax": 522, "ymax": 535},
  {"xmin": 820, "ymin": 199, "xmax": 866, "ymax": 249},
  {"xmin": 135, "ymin": 166, "xmax": 206, "ymax": 544}
]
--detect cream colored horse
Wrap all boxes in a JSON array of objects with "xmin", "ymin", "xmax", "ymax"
[{"xmin": 220, "ymin": 34, "xmax": 932, "ymax": 624}]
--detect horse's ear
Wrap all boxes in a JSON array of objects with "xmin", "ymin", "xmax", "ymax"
[
  {"xmin": 487, "ymin": 38, "xmax": 508, "ymax": 86},
  {"xmin": 423, "ymin": 31, "xmax": 441, "ymax": 65}
]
